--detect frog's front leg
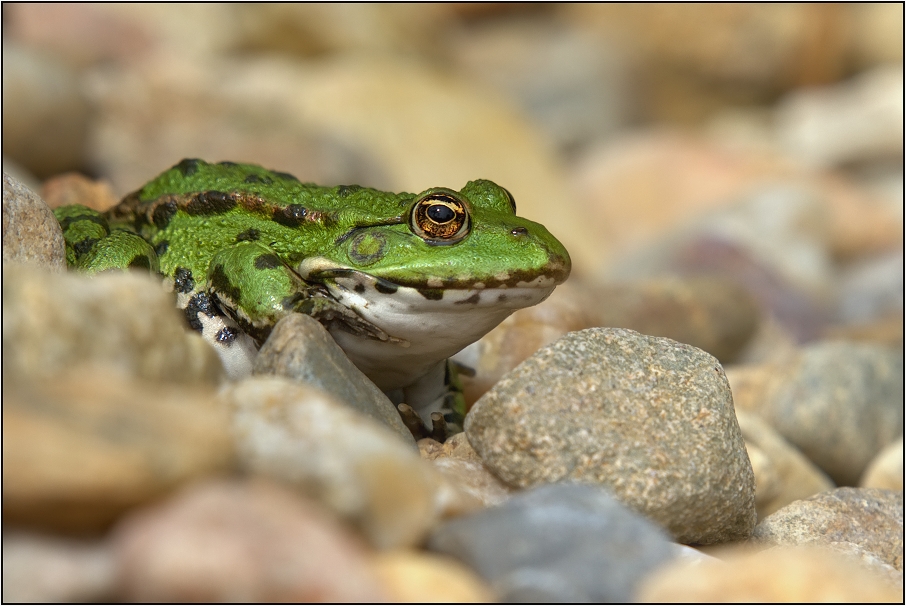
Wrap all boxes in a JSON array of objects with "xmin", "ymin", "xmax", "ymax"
[{"xmin": 205, "ymin": 241, "xmax": 395, "ymax": 346}]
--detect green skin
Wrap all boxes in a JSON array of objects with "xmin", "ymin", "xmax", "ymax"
[{"xmin": 54, "ymin": 159, "xmax": 571, "ymax": 430}]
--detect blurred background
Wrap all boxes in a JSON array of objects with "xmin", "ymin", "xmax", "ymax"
[{"xmin": 3, "ymin": 2, "xmax": 903, "ymax": 354}]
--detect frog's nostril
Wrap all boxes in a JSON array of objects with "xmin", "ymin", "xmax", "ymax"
[{"xmin": 510, "ymin": 226, "xmax": 528, "ymax": 237}]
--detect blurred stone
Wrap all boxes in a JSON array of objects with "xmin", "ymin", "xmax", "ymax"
[
  {"xmin": 448, "ymin": 16, "xmax": 634, "ymax": 153},
  {"xmin": 466, "ymin": 328, "xmax": 755, "ymax": 544},
  {"xmin": 3, "ymin": 266, "xmax": 224, "ymax": 385},
  {"xmin": 113, "ymin": 478, "xmax": 386, "ymax": 602},
  {"xmin": 2, "ymin": 531, "xmax": 115, "ymax": 603},
  {"xmin": 453, "ymin": 280, "xmax": 592, "ymax": 405},
  {"xmin": 736, "ymin": 410, "xmax": 834, "ymax": 519},
  {"xmin": 729, "ymin": 342, "xmax": 903, "ymax": 486},
  {"xmin": 2, "ymin": 173, "xmax": 66, "ymax": 271},
  {"xmin": 834, "ymin": 250, "xmax": 903, "ymax": 325},
  {"xmin": 590, "ymin": 276, "xmax": 761, "ymax": 363},
  {"xmin": 40, "ymin": 172, "xmax": 119, "ymax": 211},
  {"xmin": 3, "ymin": 375, "xmax": 233, "ymax": 534},
  {"xmin": 419, "ymin": 434, "xmax": 512, "ymax": 508},
  {"xmin": 637, "ymin": 545, "xmax": 901, "ymax": 602},
  {"xmin": 254, "ymin": 313, "xmax": 414, "ymax": 444},
  {"xmin": 2, "ymin": 44, "xmax": 90, "ymax": 178},
  {"xmin": 753, "ymin": 487, "xmax": 903, "ymax": 571},
  {"xmin": 371, "ymin": 550, "xmax": 496, "ymax": 603},
  {"xmin": 225, "ymin": 377, "xmax": 464, "ymax": 550},
  {"xmin": 777, "ymin": 66, "xmax": 904, "ymax": 169},
  {"xmin": 860, "ymin": 438, "xmax": 903, "ymax": 491},
  {"xmin": 429, "ymin": 483, "xmax": 676, "ymax": 603}
]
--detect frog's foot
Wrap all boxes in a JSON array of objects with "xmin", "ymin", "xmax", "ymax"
[{"xmin": 397, "ymin": 404, "xmax": 452, "ymax": 442}]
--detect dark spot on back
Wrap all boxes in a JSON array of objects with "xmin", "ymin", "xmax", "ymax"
[
  {"xmin": 216, "ymin": 326, "xmax": 239, "ymax": 345},
  {"xmin": 155, "ymin": 240, "xmax": 169, "ymax": 256},
  {"xmin": 186, "ymin": 191, "xmax": 237, "ymax": 215},
  {"xmin": 73, "ymin": 237, "xmax": 99, "ymax": 257},
  {"xmin": 236, "ymin": 228, "xmax": 260, "ymax": 242},
  {"xmin": 174, "ymin": 158, "xmax": 201, "ymax": 176},
  {"xmin": 184, "ymin": 292, "xmax": 218, "ymax": 332},
  {"xmin": 273, "ymin": 171, "xmax": 299, "ymax": 182},
  {"xmin": 254, "ymin": 253, "xmax": 281, "ymax": 270},
  {"xmin": 374, "ymin": 280, "xmax": 398, "ymax": 295},
  {"xmin": 174, "ymin": 267, "xmax": 195, "ymax": 294},
  {"xmin": 418, "ymin": 288, "xmax": 444, "ymax": 301},
  {"xmin": 210, "ymin": 264, "xmax": 242, "ymax": 305},
  {"xmin": 243, "ymin": 174, "xmax": 273, "ymax": 185},
  {"xmin": 128, "ymin": 254, "xmax": 151, "ymax": 270},
  {"xmin": 218, "ymin": 161, "xmax": 238, "ymax": 167},
  {"xmin": 153, "ymin": 201, "xmax": 178, "ymax": 229},
  {"xmin": 337, "ymin": 185, "xmax": 362, "ymax": 198},
  {"xmin": 59, "ymin": 213, "xmax": 108, "ymax": 233},
  {"xmin": 273, "ymin": 204, "xmax": 308, "ymax": 227}
]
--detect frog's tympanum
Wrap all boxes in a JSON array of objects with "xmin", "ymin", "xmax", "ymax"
[{"xmin": 54, "ymin": 159, "xmax": 570, "ymax": 434}]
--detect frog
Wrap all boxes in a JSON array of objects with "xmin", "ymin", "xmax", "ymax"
[{"xmin": 54, "ymin": 159, "xmax": 571, "ymax": 434}]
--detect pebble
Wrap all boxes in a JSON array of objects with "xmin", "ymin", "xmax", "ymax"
[
  {"xmin": 112, "ymin": 478, "xmax": 387, "ymax": 602},
  {"xmin": 466, "ymin": 328, "xmax": 756, "ymax": 544},
  {"xmin": 2, "ymin": 531, "xmax": 115, "ymax": 603},
  {"xmin": 371, "ymin": 550, "xmax": 496, "ymax": 603},
  {"xmin": 253, "ymin": 313, "xmax": 414, "ymax": 444},
  {"xmin": 729, "ymin": 341, "xmax": 903, "ymax": 485},
  {"xmin": 224, "ymin": 377, "xmax": 469, "ymax": 550},
  {"xmin": 2, "ymin": 173, "xmax": 66, "ymax": 271},
  {"xmin": 834, "ymin": 250, "xmax": 903, "ymax": 325},
  {"xmin": 752, "ymin": 487, "xmax": 903, "ymax": 572},
  {"xmin": 39, "ymin": 172, "xmax": 119, "ymax": 211},
  {"xmin": 419, "ymin": 434, "xmax": 513, "ymax": 508},
  {"xmin": 589, "ymin": 276, "xmax": 761, "ymax": 363},
  {"xmin": 3, "ymin": 374, "xmax": 233, "ymax": 534},
  {"xmin": 428, "ymin": 482, "xmax": 676, "ymax": 603},
  {"xmin": 2, "ymin": 44, "xmax": 90, "ymax": 177},
  {"xmin": 3, "ymin": 265, "xmax": 225, "ymax": 385},
  {"xmin": 637, "ymin": 545, "xmax": 902, "ymax": 602},
  {"xmin": 860, "ymin": 438, "xmax": 903, "ymax": 491},
  {"xmin": 735, "ymin": 410, "xmax": 834, "ymax": 519}
]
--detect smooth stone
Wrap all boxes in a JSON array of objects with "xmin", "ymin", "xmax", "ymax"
[
  {"xmin": 834, "ymin": 250, "xmax": 903, "ymax": 325},
  {"xmin": 428, "ymin": 483, "xmax": 676, "ymax": 603},
  {"xmin": 40, "ymin": 172, "xmax": 119, "ymax": 211},
  {"xmin": 860, "ymin": 438, "xmax": 903, "ymax": 491},
  {"xmin": 253, "ymin": 313, "xmax": 413, "ymax": 444},
  {"xmin": 752, "ymin": 487, "xmax": 903, "ymax": 571},
  {"xmin": 2, "ymin": 172, "xmax": 66, "ymax": 271},
  {"xmin": 637, "ymin": 545, "xmax": 902, "ymax": 602},
  {"xmin": 3, "ymin": 375, "xmax": 233, "ymax": 534},
  {"xmin": 466, "ymin": 328, "xmax": 755, "ymax": 544},
  {"xmin": 735, "ymin": 410, "xmax": 834, "ymax": 519},
  {"xmin": 418, "ymin": 435, "xmax": 512, "ymax": 508},
  {"xmin": 112, "ymin": 478, "xmax": 387, "ymax": 602},
  {"xmin": 2, "ymin": 531, "xmax": 115, "ymax": 603},
  {"xmin": 589, "ymin": 276, "xmax": 761, "ymax": 363},
  {"xmin": 729, "ymin": 342, "xmax": 903, "ymax": 485},
  {"xmin": 2, "ymin": 44, "xmax": 90, "ymax": 177},
  {"xmin": 224, "ymin": 377, "xmax": 464, "ymax": 549},
  {"xmin": 2, "ymin": 266, "xmax": 224, "ymax": 385},
  {"xmin": 371, "ymin": 550, "xmax": 496, "ymax": 603}
]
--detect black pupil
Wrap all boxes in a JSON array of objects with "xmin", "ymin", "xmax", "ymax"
[{"xmin": 427, "ymin": 204, "xmax": 455, "ymax": 223}]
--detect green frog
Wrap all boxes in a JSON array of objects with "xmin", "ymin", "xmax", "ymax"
[{"xmin": 54, "ymin": 159, "xmax": 571, "ymax": 432}]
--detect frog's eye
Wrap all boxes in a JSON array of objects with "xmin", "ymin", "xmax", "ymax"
[
  {"xmin": 409, "ymin": 192, "xmax": 471, "ymax": 245},
  {"xmin": 503, "ymin": 187, "xmax": 517, "ymax": 213}
]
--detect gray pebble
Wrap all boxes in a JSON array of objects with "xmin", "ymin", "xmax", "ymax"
[
  {"xmin": 2, "ymin": 172, "xmax": 66, "ymax": 271},
  {"xmin": 428, "ymin": 482, "xmax": 676, "ymax": 603}
]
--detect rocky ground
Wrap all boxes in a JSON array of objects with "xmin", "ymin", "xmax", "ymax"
[{"xmin": 2, "ymin": 4, "xmax": 903, "ymax": 602}]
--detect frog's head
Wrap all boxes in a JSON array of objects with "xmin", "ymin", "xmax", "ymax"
[{"xmin": 298, "ymin": 179, "xmax": 571, "ymax": 380}]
